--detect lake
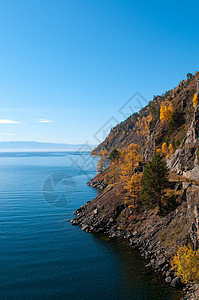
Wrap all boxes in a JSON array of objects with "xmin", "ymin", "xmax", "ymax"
[{"xmin": 0, "ymin": 152, "xmax": 183, "ymax": 299}]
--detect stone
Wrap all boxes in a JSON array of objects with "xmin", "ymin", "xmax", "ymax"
[
  {"xmin": 81, "ymin": 225, "xmax": 88, "ymax": 231},
  {"xmin": 157, "ymin": 257, "xmax": 166, "ymax": 267},
  {"xmin": 170, "ymin": 276, "xmax": 182, "ymax": 288},
  {"xmin": 165, "ymin": 276, "xmax": 172, "ymax": 283}
]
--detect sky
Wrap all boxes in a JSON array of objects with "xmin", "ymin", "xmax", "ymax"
[{"xmin": 0, "ymin": 0, "xmax": 198, "ymax": 145}]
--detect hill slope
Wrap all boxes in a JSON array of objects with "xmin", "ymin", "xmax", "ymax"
[{"xmin": 92, "ymin": 72, "xmax": 198, "ymax": 165}]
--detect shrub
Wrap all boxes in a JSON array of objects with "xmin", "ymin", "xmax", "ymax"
[{"xmin": 128, "ymin": 215, "xmax": 136, "ymax": 222}]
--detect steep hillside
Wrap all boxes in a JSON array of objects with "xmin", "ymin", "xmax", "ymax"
[
  {"xmin": 92, "ymin": 72, "xmax": 198, "ymax": 163},
  {"xmin": 72, "ymin": 71, "xmax": 199, "ymax": 299}
]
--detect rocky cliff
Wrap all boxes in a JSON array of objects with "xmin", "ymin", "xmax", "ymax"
[
  {"xmin": 167, "ymin": 105, "xmax": 199, "ymax": 181},
  {"xmin": 72, "ymin": 72, "xmax": 199, "ymax": 299},
  {"xmin": 92, "ymin": 72, "xmax": 198, "ymax": 164}
]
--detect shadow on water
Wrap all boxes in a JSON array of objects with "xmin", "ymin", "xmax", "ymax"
[{"xmin": 91, "ymin": 233, "xmax": 183, "ymax": 300}]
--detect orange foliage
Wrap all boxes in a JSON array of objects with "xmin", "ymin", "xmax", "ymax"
[
  {"xmin": 193, "ymin": 93, "xmax": 198, "ymax": 108},
  {"xmin": 124, "ymin": 173, "xmax": 143, "ymax": 206},
  {"xmin": 135, "ymin": 114, "xmax": 152, "ymax": 137},
  {"xmin": 120, "ymin": 143, "xmax": 143, "ymax": 206},
  {"xmin": 160, "ymin": 101, "xmax": 174, "ymax": 122},
  {"xmin": 171, "ymin": 245, "xmax": 199, "ymax": 284},
  {"xmin": 156, "ymin": 143, "xmax": 174, "ymax": 159}
]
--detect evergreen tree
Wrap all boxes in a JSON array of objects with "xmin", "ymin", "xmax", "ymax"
[
  {"xmin": 142, "ymin": 153, "xmax": 169, "ymax": 213},
  {"xmin": 109, "ymin": 149, "xmax": 120, "ymax": 162}
]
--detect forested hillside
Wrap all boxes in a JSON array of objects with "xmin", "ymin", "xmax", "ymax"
[{"xmin": 92, "ymin": 72, "xmax": 198, "ymax": 162}]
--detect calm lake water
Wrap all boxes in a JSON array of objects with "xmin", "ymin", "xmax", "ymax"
[{"xmin": 0, "ymin": 152, "xmax": 183, "ymax": 299}]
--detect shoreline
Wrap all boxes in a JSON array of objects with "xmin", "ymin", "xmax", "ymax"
[{"xmin": 71, "ymin": 176, "xmax": 199, "ymax": 300}]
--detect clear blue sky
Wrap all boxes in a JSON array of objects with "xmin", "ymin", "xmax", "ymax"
[{"xmin": 0, "ymin": 0, "xmax": 198, "ymax": 144}]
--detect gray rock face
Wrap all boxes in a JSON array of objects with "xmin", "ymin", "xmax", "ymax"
[
  {"xmin": 167, "ymin": 105, "xmax": 199, "ymax": 180},
  {"xmin": 186, "ymin": 186, "xmax": 199, "ymax": 250}
]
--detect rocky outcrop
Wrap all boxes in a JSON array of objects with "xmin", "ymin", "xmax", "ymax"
[
  {"xmin": 183, "ymin": 284, "xmax": 199, "ymax": 300},
  {"xmin": 71, "ymin": 183, "xmax": 125, "ymax": 233},
  {"xmin": 186, "ymin": 185, "xmax": 199, "ymax": 250},
  {"xmin": 88, "ymin": 177, "xmax": 107, "ymax": 190},
  {"xmin": 167, "ymin": 105, "xmax": 199, "ymax": 180}
]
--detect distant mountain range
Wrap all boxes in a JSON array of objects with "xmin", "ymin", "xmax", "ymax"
[{"xmin": 0, "ymin": 141, "xmax": 97, "ymax": 152}]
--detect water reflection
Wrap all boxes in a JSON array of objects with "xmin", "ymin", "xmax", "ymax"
[{"xmin": 92, "ymin": 234, "xmax": 183, "ymax": 300}]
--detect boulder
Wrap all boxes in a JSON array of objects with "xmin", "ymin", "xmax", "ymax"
[{"xmin": 170, "ymin": 276, "xmax": 182, "ymax": 288}]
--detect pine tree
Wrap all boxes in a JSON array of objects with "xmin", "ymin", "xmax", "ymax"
[
  {"xmin": 109, "ymin": 149, "xmax": 120, "ymax": 162},
  {"xmin": 142, "ymin": 153, "xmax": 169, "ymax": 213}
]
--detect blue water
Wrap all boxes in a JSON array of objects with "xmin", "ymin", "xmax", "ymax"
[{"xmin": 0, "ymin": 152, "xmax": 183, "ymax": 300}]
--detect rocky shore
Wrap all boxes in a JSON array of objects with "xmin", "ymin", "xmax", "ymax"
[{"xmin": 71, "ymin": 177, "xmax": 199, "ymax": 300}]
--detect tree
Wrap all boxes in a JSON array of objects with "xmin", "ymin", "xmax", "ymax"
[
  {"xmin": 162, "ymin": 142, "xmax": 168, "ymax": 155},
  {"xmin": 120, "ymin": 143, "xmax": 143, "ymax": 206},
  {"xmin": 142, "ymin": 153, "xmax": 169, "ymax": 213},
  {"xmin": 187, "ymin": 73, "xmax": 193, "ymax": 80},
  {"xmin": 109, "ymin": 149, "xmax": 120, "ymax": 162},
  {"xmin": 193, "ymin": 93, "xmax": 198, "ymax": 108},
  {"xmin": 171, "ymin": 245, "xmax": 199, "ymax": 284},
  {"xmin": 156, "ymin": 143, "xmax": 174, "ymax": 159},
  {"xmin": 124, "ymin": 173, "xmax": 143, "ymax": 206},
  {"xmin": 97, "ymin": 157, "xmax": 107, "ymax": 173},
  {"xmin": 160, "ymin": 102, "xmax": 174, "ymax": 122},
  {"xmin": 107, "ymin": 164, "xmax": 117, "ymax": 184},
  {"xmin": 120, "ymin": 143, "xmax": 141, "ymax": 185},
  {"xmin": 168, "ymin": 143, "xmax": 174, "ymax": 155}
]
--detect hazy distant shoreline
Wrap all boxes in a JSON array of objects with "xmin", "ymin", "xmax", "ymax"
[{"xmin": 0, "ymin": 141, "xmax": 96, "ymax": 152}]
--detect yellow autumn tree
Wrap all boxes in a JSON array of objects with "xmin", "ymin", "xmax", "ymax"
[
  {"xmin": 107, "ymin": 163, "xmax": 117, "ymax": 184},
  {"xmin": 101, "ymin": 149, "xmax": 108, "ymax": 156},
  {"xmin": 120, "ymin": 143, "xmax": 141, "ymax": 185},
  {"xmin": 193, "ymin": 93, "xmax": 198, "ymax": 108},
  {"xmin": 156, "ymin": 148, "xmax": 162, "ymax": 154},
  {"xmin": 168, "ymin": 143, "xmax": 174, "ymax": 155},
  {"xmin": 97, "ymin": 157, "xmax": 107, "ymax": 173},
  {"xmin": 135, "ymin": 114, "xmax": 152, "ymax": 137},
  {"xmin": 156, "ymin": 143, "xmax": 174, "ymax": 159},
  {"xmin": 171, "ymin": 245, "xmax": 199, "ymax": 284},
  {"xmin": 162, "ymin": 142, "xmax": 168, "ymax": 155},
  {"xmin": 97, "ymin": 149, "xmax": 108, "ymax": 173},
  {"xmin": 120, "ymin": 143, "xmax": 143, "ymax": 206},
  {"xmin": 124, "ymin": 173, "xmax": 143, "ymax": 207},
  {"xmin": 160, "ymin": 102, "xmax": 174, "ymax": 122}
]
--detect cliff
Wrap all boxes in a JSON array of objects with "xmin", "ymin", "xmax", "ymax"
[
  {"xmin": 92, "ymin": 73, "xmax": 198, "ymax": 165},
  {"xmin": 167, "ymin": 105, "xmax": 199, "ymax": 180},
  {"xmin": 72, "ymin": 72, "xmax": 199, "ymax": 299}
]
